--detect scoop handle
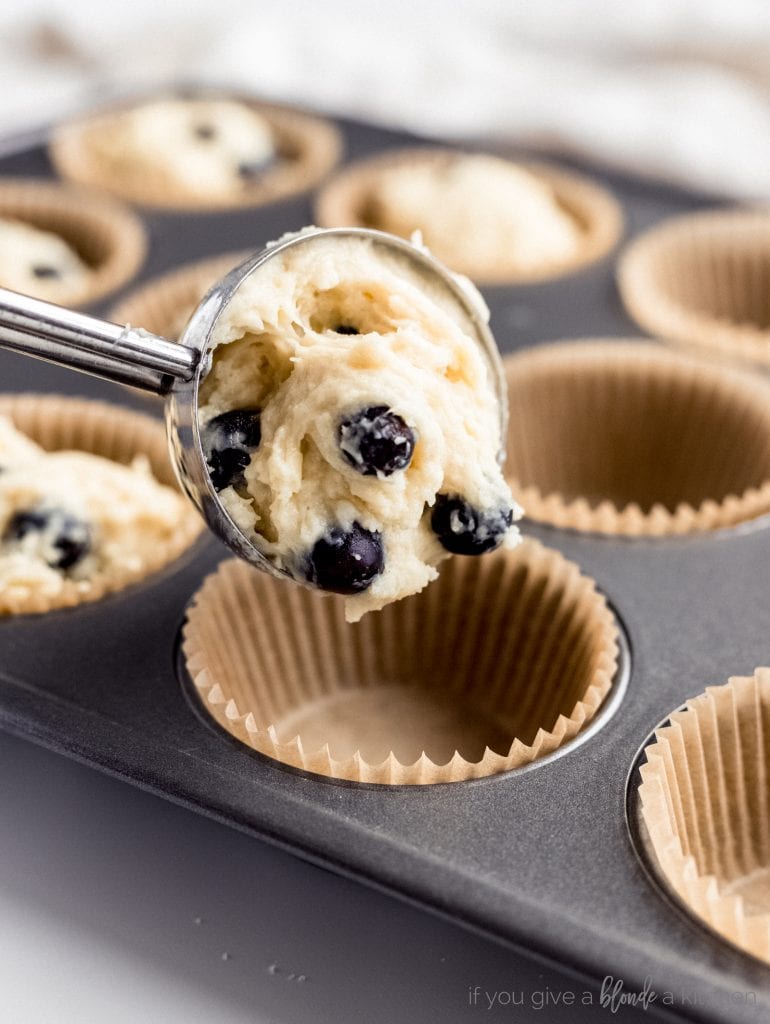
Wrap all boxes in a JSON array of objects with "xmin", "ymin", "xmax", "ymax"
[{"xmin": 0, "ymin": 287, "xmax": 197, "ymax": 393}]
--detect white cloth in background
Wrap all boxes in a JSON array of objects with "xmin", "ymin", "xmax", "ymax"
[{"xmin": 1, "ymin": 0, "xmax": 770, "ymax": 197}]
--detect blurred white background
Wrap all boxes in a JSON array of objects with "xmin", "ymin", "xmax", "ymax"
[{"xmin": 2, "ymin": 0, "xmax": 770, "ymax": 197}]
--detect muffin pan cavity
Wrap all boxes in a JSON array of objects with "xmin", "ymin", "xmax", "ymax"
[
  {"xmin": 182, "ymin": 539, "xmax": 620, "ymax": 784},
  {"xmin": 619, "ymin": 210, "xmax": 770, "ymax": 368},
  {"xmin": 504, "ymin": 340, "xmax": 770, "ymax": 535},
  {"xmin": 634, "ymin": 669, "xmax": 770, "ymax": 965}
]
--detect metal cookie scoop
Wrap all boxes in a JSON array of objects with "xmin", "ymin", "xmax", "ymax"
[{"xmin": 0, "ymin": 227, "xmax": 508, "ymax": 579}]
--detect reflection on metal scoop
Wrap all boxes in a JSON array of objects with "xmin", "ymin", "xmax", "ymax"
[{"xmin": 0, "ymin": 227, "xmax": 507, "ymax": 578}]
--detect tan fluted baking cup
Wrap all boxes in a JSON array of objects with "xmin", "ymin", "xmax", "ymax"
[
  {"xmin": 0, "ymin": 394, "xmax": 202, "ymax": 615},
  {"xmin": 503, "ymin": 339, "xmax": 770, "ymax": 536},
  {"xmin": 51, "ymin": 100, "xmax": 342, "ymax": 211},
  {"xmin": 109, "ymin": 250, "xmax": 250, "ymax": 341},
  {"xmin": 0, "ymin": 178, "xmax": 146, "ymax": 306},
  {"xmin": 182, "ymin": 539, "xmax": 619, "ymax": 785},
  {"xmin": 618, "ymin": 209, "xmax": 770, "ymax": 369},
  {"xmin": 314, "ymin": 147, "xmax": 623, "ymax": 285},
  {"xmin": 639, "ymin": 670, "xmax": 770, "ymax": 963}
]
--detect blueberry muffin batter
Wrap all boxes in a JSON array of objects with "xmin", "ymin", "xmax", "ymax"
[
  {"xmin": 0, "ymin": 218, "xmax": 90, "ymax": 303},
  {"xmin": 198, "ymin": 231, "xmax": 521, "ymax": 621},
  {"xmin": 77, "ymin": 98, "xmax": 276, "ymax": 203},
  {"xmin": 366, "ymin": 153, "xmax": 581, "ymax": 278},
  {"xmin": 0, "ymin": 416, "xmax": 191, "ymax": 613}
]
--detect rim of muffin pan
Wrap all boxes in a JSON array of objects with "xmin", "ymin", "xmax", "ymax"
[
  {"xmin": 618, "ymin": 208, "xmax": 770, "ymax": 369},
  {"xmin": 49, "ymin": 93, "xmax": 344, "ymax": 211},
  {"xmin": 314, "ymin": 146, "xmax": 623, "ymax": 285},
  {"xmin": 503, "ymin": 339, "xmax": 770, "ymax": 536},
  {"xmin": 0, "ymin": 178, "xmax": 146, "ymax": 306}
]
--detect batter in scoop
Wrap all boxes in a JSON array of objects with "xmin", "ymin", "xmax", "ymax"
[
  {"xmin": 0, "ymin": 416, "xmax": 191, "ymax": 612},
  {"xmin": 198, "ymin": 231, "xmax": 521, "ymax": 622}
]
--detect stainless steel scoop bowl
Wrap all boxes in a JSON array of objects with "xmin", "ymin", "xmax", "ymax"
[{"xmin": 0, "ymin": 227, "xmax": 507, "ymax": 578}]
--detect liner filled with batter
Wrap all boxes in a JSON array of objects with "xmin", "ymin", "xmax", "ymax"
[
  {"xmin": 0, "ymin": 394, "xmax": 201, "ymax": 614},
  {"xmin": 51, "ymin": 95, "xmax": 342, "ymax": 211},
  {"xmin": 0, "ymin": 179, "xmax": 146, "ymax": 306},
  {"xmin": 315, "ymin": 148, "xmax": 622, "ymax": 284}
]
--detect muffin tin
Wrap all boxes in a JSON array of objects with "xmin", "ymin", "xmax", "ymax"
[{"xmin": 0, "ymin": 99, "xmax": 769, "ymax": 1022}]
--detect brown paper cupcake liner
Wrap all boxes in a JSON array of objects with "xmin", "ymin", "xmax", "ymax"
[
  {"xmin": 0, "ymin": 393, "xmax": 202, "ymax": 615},
  {"xmin": 638, "ymin": 669, "xmax": 770, "ymax": 964},
  {"xmin": 182, "ymin": 538, "xmax": 620, "ymax": 785},
  {"xmin": 314, "ymin": 147, "xmax": 623, "ymax": 285},
  {"xmin": 503, "ymin": 340, "xmax": 770, "ymax": 536},
  {"xmin": 618, "ymin": 210, "xmax": 770, "ymax": 369},
  {"xmin": 51, "ymin": 97, "xmax": 342, "ymax": 211},
  {"xmin": 0, "ymin": 178, "xmax": 146, "ymax": 306},
  {"xmin": 109, "ymin": 250, "xmax": 250, "ymax": 341}
]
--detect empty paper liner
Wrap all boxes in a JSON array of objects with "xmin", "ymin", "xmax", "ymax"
[
  {"xmin": 109, "ymin": 250, "xmax": 249, "ymax": 341},
  {"xmin": 0, "ymin": 178, "xmax": 146, "ymax": 306},
  {"xmin": 638, "ymin": 670, "xmax": 770, "ymax": 964},
  {"xmin": 618, "ymin": 210, "xmax": 770, "ymax": 368},
  {"xmin": 182, "ymin": 539, "xmax": 619, "ymax": 785},
  {"xmin": 0, "ymin": 394, "xmax": 201, "ymax": 614},
  {"xmin": 314, "ymin": 147, "xmax": 622, "ymax": 284},
  {"xmin": 503, "ymin": 340, "xmax": 770, "ymax": 535},
  {"xmin": 51, "ymin": 99, "xmax": 342, "ymax": 211}
]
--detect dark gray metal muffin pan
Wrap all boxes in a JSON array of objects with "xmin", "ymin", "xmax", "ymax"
[{"xmin": 0, "ymin": 106, "xmax": 767, "ymax": 1024}]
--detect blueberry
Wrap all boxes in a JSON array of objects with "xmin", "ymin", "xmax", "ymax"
[
  {"xmin": 305, "ymin": 522, "xmax": 384, "ymax": 594},
  {"xmin": 237, "ymin": 157, "xmax": 273, "ymax": 181},
  {"xmin": 4, "ymin": 507, "xmax": 91, "ymax": 570},
  {"xmin": 193, "ymin": 123, "xmax": 217, "ymax": 141},
  {"xmin": 201, "ymin": 409, "xmax": 261, "ymax": 492},
  {"xmin": 338, "ymin": 406, "xmax": 416, "ymax": 477},
  {"xmin": 32, "ymin": 264, "xmax": 61, "ymax": 280},
  {"xmin": 431, "ymin": 494, "xmax": 513, "ymax": 555},
  {"xmin": 334, "ymin": 325, "xmax": 359, "ymax": 335}
]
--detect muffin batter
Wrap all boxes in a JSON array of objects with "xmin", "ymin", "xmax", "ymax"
[
  {"xmin": 0, "ymin": 218, "xmax": 91, "ymax": 303},
  {"xmin": 81, "ymin": 98, "xmax": 276, "ymax": 202},
  {"xmin": 0, "ymin": 417, "xmax": 191, "ymax": 612},
  {"xmin": 367, "ymin": 154, "xmax": 581, "ymax": 277},
  {"xmin": 198, "ymin": 231, "xmax": 521, "ymax": 621}
]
